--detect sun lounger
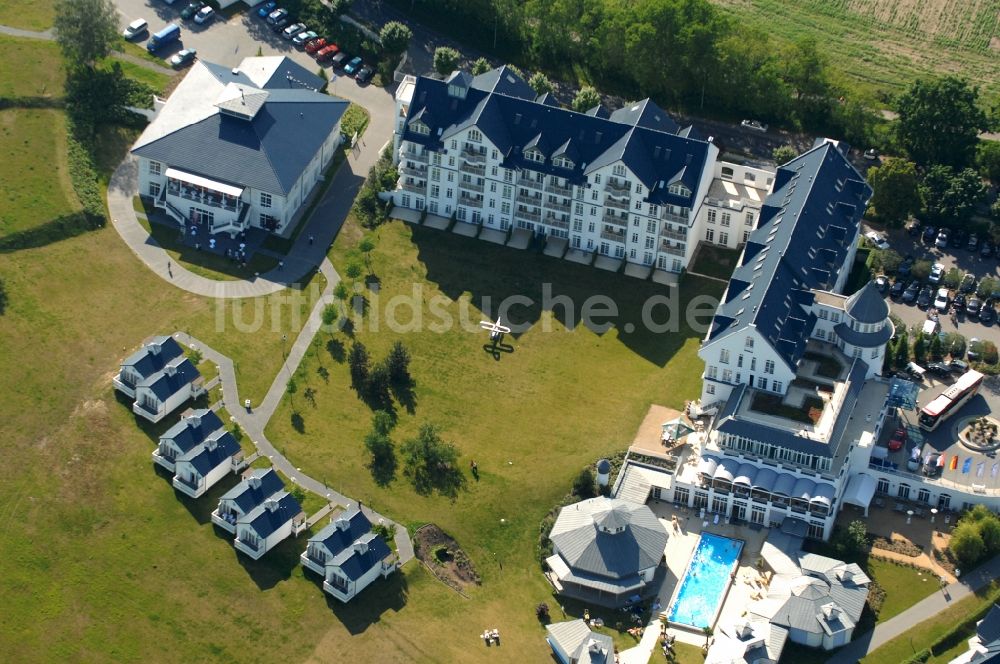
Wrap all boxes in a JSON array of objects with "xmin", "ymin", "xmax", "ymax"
[{"xmin": 713, "ymin": 514, "xmax": 720, "ymax": 525}]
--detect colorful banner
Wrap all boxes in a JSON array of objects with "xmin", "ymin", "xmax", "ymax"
[
  {"xmin": 977, "ymin": 461, "xmax": 986, "ymax": 478},
  {"xmin": 951, "ymin": 456, "xmax": 960, "ymax": 470},
  {"xmin": 963, "ymin": 458, "xmax": 973, "ymax": 474},
  {"xmin": 937, "ymin": 454, "xmax": 946, "ymax": 467}
]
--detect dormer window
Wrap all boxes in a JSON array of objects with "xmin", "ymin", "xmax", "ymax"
[
  {"xmin": 668, "ymin": 183, "xmax": 690, "ymax": 196},
  {"xmin": 613, "ymin": 164, "xmax": 626, "ymax": 176},
  {"xmin": 523, "ymin": 147, "xmax": 545, "ymax": 163},
  {"xmin": 410, "ymin": 120, "xmax": 430, "ymax": 136},
  {"xmin": 468, "ymin": 129, "xmax": 482, "ymax": 142},
  {"xmin": 553, "ymin": 155, "xmax": 574, "ymax": 169}
]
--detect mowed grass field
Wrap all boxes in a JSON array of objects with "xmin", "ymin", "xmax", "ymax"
[
  {"xmin": 0, "ymin": 0, "xmax": 55, "ymax": 31},
  {"xmin": 710, "ymin": 0, "xmax": 1000, "ymax": 99}
]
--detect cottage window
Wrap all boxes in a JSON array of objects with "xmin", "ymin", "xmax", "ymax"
[
  {"xmin": 259, "ymin": 192, "xmax": 272, "ymax": 208},
  {"xmin": 148, "ymin": 161, "xmax": 161, "ymax": 176}
]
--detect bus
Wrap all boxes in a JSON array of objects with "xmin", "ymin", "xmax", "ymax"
[{"xmin": 919, "ymin": 369, "xmax": 984, "ymax": 431}]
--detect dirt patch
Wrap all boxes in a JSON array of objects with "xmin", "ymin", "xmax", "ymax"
[{"xmin": 414, "ymin": 524, "xmax": 481, "ymax": 595}]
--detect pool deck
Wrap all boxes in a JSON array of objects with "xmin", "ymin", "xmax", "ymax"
[{"xmin": 617, "ymin": 503, "xmax": 768, "ymax": 664}]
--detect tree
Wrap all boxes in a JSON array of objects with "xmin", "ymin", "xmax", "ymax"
[
  {"xmin": 571, "ymin": 86, "xmax": 601, "ymax": 113},
  {"xmin": 365, "ymin": 410, "xmax": 397, "ymax": 485},
  {"xmin": 386, "ymin": 340, "xmax": 412, "ymax": 386},
  {"xmin": 348, "ymin": 341, "xmax": 371, "ymax": 391},
  {"xmin": 365, "ymin": 362, "xmax": 392, "ymax": 406},
  {"xmin": 772, "ymin": 145, "xmax": 797, "ymax": 164},
  {"xmin": 64, "ymin": 63, "xmax": 151, "ymax": 134},
  {"xmin": 0, "ymin": 277, "xmax": 6, "ymax": 315},
  {"xmin": 358, "ymin": 236, "xmax": 376, "ymax": 270},
  {"xmin": 944, "ymin": 267, "xmax": 964, "ymax": 289},
  {"xmin": 910, "ymin": 260, "xmax": 932, "ymax": 281},
  {"xmin": 979, "ymin": 516, "xmax": 1000, "ymax": 555},
  {"xmin": 53, "ymin": 0, "xmax": 120, "ymax": 67},
  {"xmin": 896, "ymin": 76, "xmax": 989, "ymax": 170},
  {"xmin": 920, "ymin": 166, "xmax": 988, "ymax": 226},
  {"xmin": 371, "ymin": 409, "xmax": 396, "ymax": 436},
  {"xmin": 433, "ymin": 47, "xmax": 460, "ymax": 76},
  {"xmin": 471, "ymin": 57, "xmax": 491, "ymax": 75},
  {"xmin": 929, "ymin": 333, "xmax": 943, "ymax": 361},
  {"xmin": 322, "ymin": 303, "xmax": 339, "ymax": 328},
  {"xmin": 345, "ymin": 262, "xmax": 363, "ymax": 280},
  {"xmin": 702, "ymin": 626, "xmax": 713, "ymax": 649},
  {"xmin": 401, "ymin": 423, "xmax": 464, "ymax": 496},
  {"xmin": 944, "ymin": 332, "xmax": 966, "ymax": 359},
  {"xmin": 913, "ymin": 333, "xmax": 926, "ymax": 363},
  {"xmin": 894, "ymin": 330, "xmax": 909, "ymax": 368},
  {"xmin": 528, "ymin": 71, "xmax": 553, "ymax": 96},
  {"xmin": 869, "ymin": 249, "xmax": 902, "ymax": 275},
  {"xmin": 950, "ymin": 521, "xmax": 986, "ymax": 567},
  {"xmin": 379, "ymin": 21, "xmax": 412, "ymax": 57},
  {"xmin": 573, "ymin": 468, "xmax": 596, "ymax": 498},
  {"xmin": 867, "ymin": 159, "xmax": 921, "ymax": 224},
  {"xmin": 334, "ymin": 281, "xmax": 350, "ymax": 301},
  {"xmin": 977, "ymin": 140, "xmax": 1000, "ymax": 182}
]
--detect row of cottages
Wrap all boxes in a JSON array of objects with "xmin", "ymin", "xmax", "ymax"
[
  {"xmin": 301, "ymin": 506, "xmax": 396, "ymax": 603},
  {"xmin": 212, "ymin": 467, "xmax": 306, "ymax": 560},
  {"xmin": 390, "ymin": 67, "xmax": 774, "ymax": 278},
  {"xmin": 131, "ymin": 56, "xmax": 348, "ymax": 238},
  {"xmin": 154, "ymin": 408, "xmax": 245, "ymax": 498},
  {"xmin": 114, "ymin": 335, "xmax": 205, "ymax": 423}
]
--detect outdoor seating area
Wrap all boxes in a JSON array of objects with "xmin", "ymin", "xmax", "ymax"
[{"xmin": 481, "ymin": 628, "xmax": 501, "ymax": 646}]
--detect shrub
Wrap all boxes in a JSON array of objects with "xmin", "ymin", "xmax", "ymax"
[
  {"xmin": 950, "ymin": 521, "xmax": 986, "ymax": 567},
  {"xmin": 471, "ymin": 57, "xmax": 491, "ymax": 75},
  {"xmin": 379, "ymin": 21, "xmax": 412, "ymax": 56},
  {"xmin": 340, "ymin": 104, "xmax": 369, "ymax": 141},
  {"xmin": 528, "ymin": 72, "xmax": 553, "ymax": 95},
  {"xmin": 571, "ymin": 86, "xmax": 600, "ymax": 113},
  {"xmin": 772, "ymin": 145, "xmax": 797, "ymax": 164},
  {"xmin": 433, "ymin": 47, "xmax": 460, "ymax": 76},
  {"xmin": 573, "ymin": 468, "xmax": 596, "ymax": 498}
]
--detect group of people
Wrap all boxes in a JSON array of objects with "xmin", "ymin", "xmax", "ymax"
[{"xmin": 481, "ymin": 628, "xmax": 500, "ymax": 646}]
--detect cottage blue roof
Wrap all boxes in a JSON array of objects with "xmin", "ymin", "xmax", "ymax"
[
  {"xmin": 220, "ymin": 467, "xmax": 285, "ymax": 514},
  {"xmin": 977, "ymin": 604, "xmax": 1000, "ymax": 647},
  {"xmin": 845, "ymin": 280, "xmax": 890, "ymax": 324},
  {"xmin": 309, "ymin": 506, "xmax": 373, "ymax": 556},
  {"xmin": 121, "ymin": 335, "xmax": 184, "ymax": 378},
  {"xmin": 139, "ymin": 357, "xmax": 201, "ymax": 401},
  {"xmin": 329, "ymin": 532, "xmax": 391, "ymax": 581},
  {"xmin": 240, "ymin": 491, "xmax": 303, "ymax": 540},
  {"xmin": 178, "ymin": 429, "xmax": 240, "ymax": 476},
  {"xmin": 401, "ymin": 68, "xmax": 709, "ymax": 207},
  {"xmin": 161, "ymin": 409, "xmax": 224, "ymax": 456},
  {"xmin": 707, "ymin": 141, "xmax": 872, "ymax": 370}
]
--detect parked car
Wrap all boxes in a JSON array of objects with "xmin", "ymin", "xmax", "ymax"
[
  {"xmin": 950, "ymin": 228, "xmax": 967, "ymax": 249},
  {"xmin": 954, "ymin": 292, "xmax": 967, "ymax": 310},
  {"xmin": 344, "ymin": 56, "xmax": 363, "ymax": 76},
  {"xmin": 169, "ymin": 48, "xmax": 197, "ymax": 68},
  {"xmin": 982, "ymin": 241, "xmax": 994, "ymax": 258},
  {"xmin": 866, "ymin": 231, "xmax": 890, "ymax": 250},
  {"xmin": 960, "ymin": 273, "xmax": 977, "ymax": 293},
  {"xmin": 906, "ymin": 220, "xmax": 922, "ymax": 237},
  {"xmin": 315, "ymin": 44, "xmax": 340, "ymax": 61},
  {"xmin": 330, "ymin": 51, "xmax": 350, "ymax": 67},
  {"xmin": 890, "ymin": 279, "xmax": 906, "ymax": 299},
  {"xmin": 266, "ymin": 8, "xmax": 289, "ymax": 25},
  {"xmin": 922, "ymin": 225, "xmax": 937, "ymax": 243},
  {"xmin": 981, "ymin": 300, "xmax": 997, "ymax": 324},
  {"xmin": 281, "ymin": 22, "xmax": 306, "ymax": 39},
  {"xmin": 927, "ymin": 362, "xmax": 951, "ymax": 377},
  {"xmin": 741, "ymin": 119, "xmax": 767, "ymax": 132},
  {"xmin": 888, "ymin": 427, "xmax": 908, "ymax": 452},
  {"xmin": 864, "ymin": 148, "xmax": 879, "ymax": 161},
  {"xmin": 928, "ymin": 262, "xmax": 945, "ymax": 284},
  {"xmin": 147, "ymin": 22, "xmax": 181, "ymax": 52},
  {"xmin": 356, "ymin": 65, "xmax": 374, "ymax": 84},
  {"xmin": 257, "ymin": 1, "xmax": 277, "ymax": 18},
  {"xmin": 897, "ymin": 255, "xmax": 915, "ymax": 278},
  {"xmin": 968, "ymin": 233, "xmax": 980, "ymax": 251},
  {"xmin": 122, "ymin": 18, "xmax": 148, "ymax": 40},
  {"xmin": 923, "ymin": 453, "xmax": 943, "ymax": 477},
  {"xmin": 935, "ymin": 229, "xmax": 950, "ymax": 248},
  {"xmin": 934, "ymin": 287, "xmax": 950, "ymax": 312},
  {"xmin": 968, "ymin": 337, "xmax": 983, "ymax": 361},
  {"xmin": 902, "ymin": 280, "xmax": 921, "ymax": 304},
  {"xmin": 917, "ymin": 285, "xmax": 934, "ymax": 309},
  {"xmin": 305, "ymin": 37, "xmax": 327, "ymax": 54},
  {"xmin": 950, "ymin": 359, "xmax": 970, "ymax": 373},
  {"xmin": 968, "ymin": 297, "xmax": 983, "ymax": 318},
  {"xmin": 193, "ymin": 6, "xmax": 215, "ymax": 24},
  {"xmin": 180, "ymin": 1, "xmax": 205, "ymax": 20},
  {"xmin": 293, "ymin": 30, "xmax": 318, "ymax": 46}
]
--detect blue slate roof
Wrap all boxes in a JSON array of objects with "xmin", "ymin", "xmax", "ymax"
[
  {"xmin": 309, "ymin": 506, "xmax": 373, "ymax": 556},
  {"xmin": 161, "ymin": 409, "xmax": 224, "ymax": 455},
  {"xmin": 977, "ymin": 604, "xmax": 1000, "ymax": 646},
  {"xmin": 240, "ymin": 491, "xmax": 303, "ymax": 540},
  {"xmin": 178, "ymin": 429, "xmax": 240, "ymax": 477},
  {"xmin": 834, "ymin": 320, "xmax": 893, "ymax": 347},
  {"xmin": 707, "ymin": 141, "xmax": 872, "ymax": 370},
  {"xmin": 845, "ymin": 280, "xmax": 889, "ymax": 324},
  {"xmin": 122, "ymin": 335, "xmax": 183, "ymax": 378},
  {"xmin": 401, "ymin": 68, "xmax": 709, "ymax": 207},
  {"xmin": 220, "ymin": 467, "xmax": 285, "ymax": 514},
  {"xmin": 132, "ymin": 59, "xmax": 348, "ymax": 196},
  {"xmin": 715, "ymin": 359, "xmax": 869, "ymax": 458},
  {"xmin": 329, "ymin": 532, "xmax": 391, "ymax": 581},
  {"xmin": 139, "ymin": 357, "xmax": 201, "ymax": 401},
  {"xmin": 201, "ymin": 59, "xmax": 325, "ymax": 92}
]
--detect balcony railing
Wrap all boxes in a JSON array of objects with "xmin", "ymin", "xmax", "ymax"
[
  {"xmin": 545, "ymin": 199, "xmax": 570, "ymax": 214},
  {"xmin": 660, "ymin": 242, "xmax": 685, "ymax": 256},
  {"xmin": 603, "ymin": 212, "xmax": 628, "ymax": 227},
  {"xmin": 459, "ymin": 194, "xmax": 483, "ymax": 208},
  {"xmin": 660, "ymin": 229, "xmax": 687, "ymax": 242},
  {"xmin": 399, "ymin": 162, "xmax": 427, "ymax": 176},
  {"xmin": 461, "ymin": 146, "xmax": 486, "ymax": 164},
  {"xmin": 545, "ymin": 181, "xmax": 573, "ymax": 197},
  {"xmin": 400, "ymin": 148, "xmax": 429, "ymax": 163},
  {"xmin": 516, "ymin": 209, "xmax": 541, "ymax": 223},
  {"xmin": 458, "ymin": 179, "xmax": 484, "ymax": 193},
  {"xmin": 516, "ymin": 192, "xmax": 542, "ymax": 206},
  {"xmin": 600, "ymin": 230, "xmax": 626, "ymax": 243},
  {"xmin": 238, "ymin": 536, "xmax": 261, "ymax": 551},
  {"xmin": 663, "ymin": 211, "xmax": 688, "ymax": 224},
  {"xmin": 459, "ymin": 161, "xmax": 485, "ymax": 176},
  {"xmin": 167, "ymin": 184, "xmax": 241, "ymax": 213},
  {"xmin": 517, "ymin": 175, "xmax": 543, "ymax": 191},
  {"xmin": 542, "ymin": 215, "xmax": 569, "ymax": 230},
  {"xmin": 604, "ymin": 178, "xmax": 631, "ymax": 197},
  {"xmin": 400, "ymin": 180, "xmax": 425, "ymax": 193},
  {"xmin": 605, "ymin": 195, "xmax": 629, "ymax": 212}
]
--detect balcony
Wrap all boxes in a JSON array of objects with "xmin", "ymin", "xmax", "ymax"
[
  {"xmin": 459, "ymin": 194, "xmax": 484, "ymax": 208},
  {"xmin": 603, "ymin": 211, "xmax": 628, "ymax": 227},
  {"xmin": 545, "ymin": 181, "xmax": 573, "ymax": 197},
  {"xmin": 400, "ymin": 179, "xmax": 425, "ymax": 193},
  {"xmin": 604, "ymin": 178, "xmax": 631, "ymax": 198},
  {"xmin": 459, "ymin": 161, "xmax": 486, "ymax": 177},
  {"xmin": 166, "ymin": 183, "xmax": 242, "ymax": 213},
  {"xmin": 600, "ymin": 230, "xmax": 626, "ymax": 243},
  {"xmin": 604, "ymin": 195, "xmax": 629, "ymax": 212},
  {"xmin": 516, "ymin": 192, "xmax": 542, "ymax": 206},
  {"xmin": 458, "ymin": 179, "xmax": 484, "ymax": 193},
  {"xmin": 400, "ymin": 148, "xmax": 429, "ymax": 163},
  {"xmin": 660, "ymin": 228, "xmax": 687, "ymax": 242},
  {"xmin": 517, "ymin": 175, "xmax": 543, "ymax": 191},
  {"xmin": 660, "ymin": 241, "xmax": 685, "ymax": 256},
  {"xmin": 515, "ymin": 209, "xmax": 541, "ymax": 223},
  {"xmin": 662, "ymin": 211, "xmax": 688, "ymax": 224},
  {"xmin": 545, "ymin": 199, "xmax": 570, "ymax": 214},
  {"xmin": 461, "ymin": 146, "xmax": 486, "ymax": 164},
  {"xmin": 399, "ymin": 161, "xmax": 427, "ymax": 177},
  {"xmin": 542, "ymin": 215, "xmax": 569, "ymax": 230}
]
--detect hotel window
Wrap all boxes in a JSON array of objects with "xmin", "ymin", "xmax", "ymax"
[
  {"xmin": 649, "ymin": 205, "xmax": 659, "ymax": 217},
  {"xmin": 634, "ymin": 200, "xmax": 642, "ymax": 211},
  {"xmin": 764, "ymin": 360, "xmax": 774, "ymax": 374},
  {"xmin": 745, "ymin": 336, "xmax": 754, "ymax": 350},
  {"xmin": 722, "ymin": 369, "xmax": 733, "ymax": 383},
  {"xmin": 742, "ymin": 230, "xmax": 751, "ymax": 243},
  {"xmin": 706, "ymin": 366, "xmax": 718, "ymax": 380},
  {"xmin": 720, "ymin": 232, "xmax": 729, "ymax": 245},
  {"xmin": 504, "ymin": 170, "xmax": 513, "ymax": 183},
  {"xmin": 469, "ymin": 129, "xmax": 482, "ymax": 142},
  {"xmin": 721, "ymin": 213, "xmax": 731, "ymax": 227},
  {"xmin": 757, "ymin": 377, "xmax": 767, "ymax": 389},
  {"xmin": 450, "ymin": 139, "xmax": 457, "ymax": 150},
  {"xmin": 818, "ymin": 309, "xmax": 828, "ymax": 320},
  {"xmin": 631, "ymin": 233, "xmax": 639, "ymax": 243},
  {"xmin": 432, "ymin": 153, "xmax": 441, "ymax": 165},
  {"xmin": 645, "ymin": 236, "xmax": 654, "ymax": 250},
  {"xmin": 491, "ymin": 166, "xmax": 498, "ymax": 177},
  {"xmin": 575, "ymin": 203, "xmax": 584, "ymax": 215},
  {"xmin": 720, "ymin": 349, "xmax": 730, "ymax": 364},
  {"xmin": 831, "ymin": 312, "xmax": 841, "ymax": 323},
  {"xmin": 771, "ymin": 381, "xmax": 782, "ymax": 392},
  {"xmin": 490, "ymin": 182, "xmax": 497, "ymax": 193},
  {"xmin": 646, "ymin": 220, "xmax": 656, "ymax": 234},
  {"xmin": 897, "ymin": 483, "xmax": 910, "ymax": 500},
  {"xmin": 871, "ymin": 347, "xmax": 879, "ymax": 359},
  {"xmin": 815, "ymin": 329, "xmax": 825, "ymax": 340},
  {"xmin": 148, "ymin": 161, "xmax": 161, "ymax": 176},
  {"xmin": 259, "ymin": 192, "xmax": 272, "ymax": 208},
  {"xmin": 613, "ymin": 164, "xmax": 626, "ymax": 176},
  {"xmin": 149, "ymin": 182, "xmax": 161, "ymax": 197},
  {"xmin": 501, "ymin": 202, "xmax": 510, "ymax": 214},
  {"xmin": 737, "ymin": 355, "xmax": 743, "ymax": 368},
  {"xmin": 707, "ymin": 209, "xmax": 717, "ymax": 224},
  {"xmin": 573, "ymin": 219, "xmax": 582, "ymax": 232},
  {"xmin": 446, "ymin": 188, "xmax": 453, "ymax": 198},
  {"xmin": 706, "ymin": 229, "xmax": 715, "ymax": 243},
  {"xmin": 705, "ymin": 384, "xmax": 715, "ymax": 395},
  {"xmin": 745, "ymin": 211, "xmax": 754, "ymax": 226},
  {"xmin": 447, "ymin": 172, "xmax": 454, "ymax": 182},
  {"xmin": 917, "ymin": 488, "xmax": 930, "ymax": 504}
]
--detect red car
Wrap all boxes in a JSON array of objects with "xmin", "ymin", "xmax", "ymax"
[
  {"xmin": 305, "ymin": 37, "xmax": 327, "ymax": 54},
  {"xmin": 315, "ymin": 44, "xmax": 340, "ymax": 61},
  {"xmin": 888, "ymin": 427, "xmax": 908, "ymax": 452}
]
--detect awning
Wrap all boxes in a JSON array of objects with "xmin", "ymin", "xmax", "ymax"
[
  {"xmin": 715, "ymin": 457, "xmax": 740, "ymax": 483},
  {"xmin": 751, "ymin": 467, "xmax": 777, "ymax": 492},
  {"xmin": 734, "ymin": 463, "xmax": 757, "ymax": 486},
  {"xmin": 698, "ymin": 456, "xmax": 719, "ymax": 477},
  {"xmin": 842, "ymin": 474, "xmax": 876, "ymax": 511},
  {"xmin": 165, "ymin": 168, "xmax": 245, "ymax": 198},
  {"xmin": 772, "ymin": 473, "xmax": 795, "ymax": 497},
  {"xmin": 811, "ymin": 483, "xmax": 836, "ymax": 506},
  {"xmin": 792, "ymin": 477, "xmax": 816, "ymax": 501}
]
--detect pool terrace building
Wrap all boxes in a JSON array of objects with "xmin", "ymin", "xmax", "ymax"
[{"xmin": 391, "ymin": 68, "xmax": 774, "ymax": 276}]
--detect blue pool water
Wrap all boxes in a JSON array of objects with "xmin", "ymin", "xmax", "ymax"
[{"xmin": 667, "ymin": 533, "xmax": 744, "ymax": 629}]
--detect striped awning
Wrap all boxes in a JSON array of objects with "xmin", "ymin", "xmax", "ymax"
[
  {"xmin": 811, "ymin": 482, "xmax": 836, "ymax": 506},
  {"xmin": 698, "ymin": 456, "xmax": 719, "ymax": 477},
  {"xmin": 714, "ymin": 457, "xmax": 740, "ymax": 483},
  {"xmin": 751, "ymin": 467, "xmax": 777, "ymax": 492},
  {"xmin": 792, "ymin": 477, "xmax": 817, "ymax": 501},
  {"xmin": 772, "ymin": 473, "xmax": 795, "ymax": 497},
  {"xmin": 734, "ymin": 463, "xmax": 757, "ymax": 486}
]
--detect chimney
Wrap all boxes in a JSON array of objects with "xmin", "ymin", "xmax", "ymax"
[
  {"xmin": 205, "ymin": 437, "xmax": 218, "ymax": 452},
  {"xmin": 248, "ymin": 475, "xmax": 262, "ymax": 490},
  {"xmin": 164, "ymin": 363, "xmax": 177, "ymax": 377},
  {"xmin": 823, "ymin": 605, "xmax": 841, "ymax": 621},
  {"xmin": 335, "ymin": 517, "xmax": 350, "ymax": 531},
  {"xmin": 149, "ymin": 342, "xmax": 161, "ymax": 356},
  {"xmin": 189, "ymin": 414, "xmax": 202, "ymax": 429},
  {"xmin": 354, "ymin": 539, "xmax": 369, "ymax": 555},
  {"xmin": 265, "ymin": 499, "xmax": 279, "ymax": 513}
]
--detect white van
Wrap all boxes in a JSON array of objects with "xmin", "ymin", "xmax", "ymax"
[{"xmin": 123, "ymin": 18, "xmax": 148, "ymax": 40}]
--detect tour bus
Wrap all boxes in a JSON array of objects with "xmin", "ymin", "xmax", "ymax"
[
  {"xmin": 919, "ymin": 369, "xmax": 984, "ymax": 431},
  {"xmin": 147, "ymin": 23, "xmax": 181, "ymax": 52}
]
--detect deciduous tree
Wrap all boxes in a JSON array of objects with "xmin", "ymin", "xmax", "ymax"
[
  {"xmin": 348, "ymin": 341, "xmax": 371, "ymax": 391},
  {"xmin": 53, "ymin": 0, "xmax": 120, "ymax": 67},
  {"xmin": 896, "ymin": 76, "xmax": 989, "ymax": 170},
  {"xmin": 433, "ymin": 47, "xmax": 460, "ymax": 76},
  {"xmin": 401, "ymin": 423, "xmax": 463, "ymax": 496},
  {"xmin": 867, "ymin": 159, "xmax": 921, "ymax": 224},
  {"xmin": 528, "ymin": 71, "xmax": 553, "ymax": 96},
  {"xmin": 379, "ymin": 21, "xmax": 412, "ymax": 57},
  {"xmin": 920, "ymin": 165, "xmax": 987, "ymax": 226},
  {"xmin": 571, "ymin": 86, "xmax": 600, "ymax": 113}
]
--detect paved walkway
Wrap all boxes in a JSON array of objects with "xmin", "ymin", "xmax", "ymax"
[
  {"xmin": 0, "ymin": 23, "xmax": 173, "ymax": 76},
  {"xmin": 0, "ymin": 24, "xmax": 53, "ymax": 40},
  {"xmin": 827, "ymin": 554, "xmax": 1000, "ymax": 664}
]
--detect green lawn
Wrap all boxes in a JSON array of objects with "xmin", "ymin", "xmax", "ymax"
[
  {"xmin": 0, "ymin": 36, "xmax": 63, "ymax": 98},
  {"xmin": 105, "ymin": 57, "xmax": 174, "ymax": 96},
  {"xmin": 688, "ymin": 244, "xmax": 741, "ymax": 282},
  {"xmin": 867, "ymin": 558, "xmax": 939, "ymax": 623},
  {"xmin": 0, "ymin": 0, "xmax": 55, "ymax": 31},
  {"xmin": 862, "ymin": 580, "xmax": 1000, "ymax": 664}
]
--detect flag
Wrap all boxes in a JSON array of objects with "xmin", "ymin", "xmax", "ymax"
[
  {"xmin": 951, "ymin": 456, "xmax": 960, "ymax": 470},
  {"xmin": 977, "ymin": 461, "xmax": 986, "ymax": 478},
  {"xmin": 963, "ymin": 458, "xmax": 973, "ymax": 474},
  {"xmin": 993, "ymin": 463, "xmax": 999, "ymax": 479},
  {"xmin": 938, "ymin": 454, "xmax": 946, "ymax": 467}
]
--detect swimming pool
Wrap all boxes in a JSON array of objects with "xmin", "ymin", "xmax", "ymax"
[{"xmin": 666, "ymin": 532, "xmax": 744, "ymax": 630}]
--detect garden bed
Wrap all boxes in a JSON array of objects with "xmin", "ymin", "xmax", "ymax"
[
  {"xmin": 413, "ymin": 524, "xmax": 481, "ymax": 595},
  {"xmin": 871, "ymin": 535, "xmax": 923, "ymax": 557}
]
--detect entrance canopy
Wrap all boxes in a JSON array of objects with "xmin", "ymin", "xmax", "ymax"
[
  {"xmin": 842, "ymin": 474, "xmax": 876, "ymax": 514},
  {"xmin": 165, "ymin": 168, "xmax": 245, "ymax": 198}
]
